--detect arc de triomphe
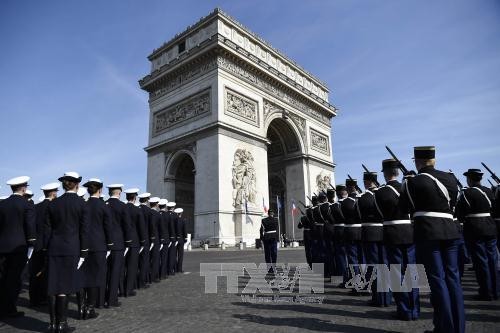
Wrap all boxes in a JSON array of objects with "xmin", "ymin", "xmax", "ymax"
[{"xmin": 139, "ymin": 9, "xmax": 337, "ymax": 246}]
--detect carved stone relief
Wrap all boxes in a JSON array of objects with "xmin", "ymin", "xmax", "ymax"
[
  {"xmin": 232, "ymin": 149, "xmax": 257, "ymax": 207},
  {"xmin": 310, "ymin": 129, "xmax": 330, "ymax": 155},
  {"xmin": 224, "ymin": 88, "xmax": 259, "ymax": 127},
  {"xmin": 316, "ymin": 171, "xmax": 332, "ymax": 193}
]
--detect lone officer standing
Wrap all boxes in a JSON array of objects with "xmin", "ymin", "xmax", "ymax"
[
  {"xmin": 0, "ymin": 176, "xmax": 36, "ymax": 318},
  {"xmin": 456, "ymin": 168, "xmax": 498, "ymax": 300},
  {"xmin": 401, "ymin": 146, "xmax": 464, "ymax": 333},
  {"xmin": 45, "ymin": 172, "xmax": 89, "ymax": 333},
  {"xmin": 260, "ymin": 209, "xmax": 279, "ymax": 274}
]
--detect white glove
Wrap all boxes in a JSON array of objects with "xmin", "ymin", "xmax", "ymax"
[
  {"xmin": 106, "ymin": 251, "xmax": 111, "ymax": 259},
  {"xmin": 175, "ymin": 241, "xmax": 178, "ymax": 247},
  {"xmin": 150, "ymin": 243, "xmax": 154, "ymax": 251},
  {"xmin": 160, "ymin": 244, "xmax": 164, "ymax": 251},
  {"xmin": 168, "ymin": 242, "xmax": 171, "ymax": 248},
  {"xmin": 77, "ymin": 258, "xmax": 85, "ymax": 270},
  {"xmin": 27, "ymin": 246, "xmax": 34, "ymax": 260},
  {"xmin": 139, "ymin": 246, "xmax": 144, "ymax": 254},
  {"xmin": 123, "ymin": 247, "xmax": 129, "ymax": 257}
]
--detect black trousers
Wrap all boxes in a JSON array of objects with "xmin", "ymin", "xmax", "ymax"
[
  {"xmin": 138, "ymin": 248, "xmax": 150, "ymax": 287},
  {"xmin": 0, "ymin": 252, "xmax": 26, "ymax": 314},
  {"xmin": 160, "ymin": 243, "xmax": 170, "ymax": 279},
  {"xmin": 168, "ymin": 242, "xmax": 177, "ymax": 275},
  {"xmin": 150, "ymin": 244, "xmax": 160, "ymax": 282},
  {"xmin": 105, "ymin": 250, "xmax": 124, "ymax": 306},
  {"xmin": 176, "ymin": 241, "xmax": 185, "ymax": 273},
  {"xmin": 29, "ymin": 251, "xmax": 47, "ymax": 305},
  {"xmin": 124, "ymin": 247, "xmax": 139, "ymax": 294}
]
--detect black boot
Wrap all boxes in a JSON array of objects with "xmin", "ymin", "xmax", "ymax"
[
  {"xmin": 46, "ymin": 296, "xmax": 56, "ymax": 333},
  {"xmin": 56, "ymin": 296, "xmax": 74, "ymax": 333},
  {"xmin": 76, "ymin": 290, "xmax": 84, "ymax": 320},
  {"xmin": 84, "ymin": 288, "xmax": 99, "ymax": 320}
]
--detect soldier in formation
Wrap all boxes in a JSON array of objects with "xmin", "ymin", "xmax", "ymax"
[{"xmin": 0, "ymin": 171, "xmax": 189, "ymax": 332}]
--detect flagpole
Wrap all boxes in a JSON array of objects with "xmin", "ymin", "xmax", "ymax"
[
  {"xmin": 276, "ymin": 195, "xmax": 280, "ymax": 247},
  {"xmin": 291, "ymin": 207, "xmax": 295, "ymax": 241}
]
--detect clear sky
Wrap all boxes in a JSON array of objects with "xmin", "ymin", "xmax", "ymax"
[{"xmin": 1, "ymin": 0, "xmax": 499, "ymax": 198}]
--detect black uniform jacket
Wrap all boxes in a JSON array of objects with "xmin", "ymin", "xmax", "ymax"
[
  {"xmin": 86, "ymin": 197, "xmax": 113, "ymax": 252},
  {"xmin": 0, "ymin": 194, "xmax": 36, "ymax": 253},
  {"xmin": 456, "ymin": 185, "xmax": 497, "ymax": 240},
  {"xmin": 341, "ymin": 193, "xmax": 361, "ymax": 241},
  {"xmin": 357, "ymin": 188, "xmax": 383, "ymax": 242},
  {"xmin": 159, "ymin": 210, "xmax": 170, "ymax": 245},
  {"xmin": 331, "ymin": 200, "xmax": 345, "ymax": 242},
  {"xmin": 139, "ymin": 204, "xmax": 152, "ymax": 248},
  {"xmin": 34, "ymin": 199, "xmax": 50, "ymax": 252},
  {"xmin": 176, "ymin": 217, "xmax": 187, "ymax": 242},
  {"xmin": 126, "ymin": 202, "xmax": 146, "ymax": 248},
  {"xmin": 45, "ymin": 192, "xmax": 89, "ymax": 256},
  {"xmin": 106, "ymin": 197, "xmax": 132, "ymax": 250},
  {"xmin": 298, "ymin": 215, "xmax": 312, "ymax": 241},
  {"xmin": 401, "ymin": 166, "xmax": 460, "ymax": 241},
  {"xmin": 375, "ymin": 180, "xmax": 413, "ymax": 245},
  {"xmin": 149, "ymin": 209, "xmax": 161, "ymax": 247},
  {"xmin": 260, "ymin": 216, "xmax": 278, "ymax": 241}
]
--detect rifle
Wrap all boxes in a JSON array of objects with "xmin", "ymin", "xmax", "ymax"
[
  {"xmin": 362, "ymin": 164, "xmax": 380, "ymax": 187},
  {"xmin": 299, "ymin": 200, "xmax": 308, "ymax": 208},
  {"xmin": 329, "ymin": 183, "xmax": 336, "ymax": 190},
  {"xmin": 487, "ymin": 179, "xmax": 495, "ymax": 188},
  {"xmin": 448, "ymin": 169, "xmax": 464, "ymax": 190},
  {"xmin": 385, "ymin": 146, "xmax": 413, "ymax": 175},
  {"xmin": 347, "ymin": 174, "xmax": 363, "ymax": 193},
  {"xmin": 481, "ymin": 162, "xmax": 500, "ymax": 184}
]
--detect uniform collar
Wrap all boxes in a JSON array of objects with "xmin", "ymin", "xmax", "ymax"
[{"xmin": 418, "ymin": 166, "xmax": 435, "ymax": 174}]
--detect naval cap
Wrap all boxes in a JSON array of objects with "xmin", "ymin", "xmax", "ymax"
[
  {"xmin": 106, "ymin": 183, "xmax": 124, "ymax": 189},
  {"xmin": 138, "ymin": 192, "xmax": 151, "ymax": 199},
  {"xmin": 58, "ymin": 172, "xmax": 82, "ymax": 183},
  {"xmin": 382, "ymin": 158, "xmax": 399, "ymax": 171},
  {"xmin": 124, "ymin": 188, "xmax": 140, "ymax": 194},
  {"xmin": 25, "ymin": 189, "xmax": 34, "ymax": 197},
  {"xmin": 159, "ymin": 199, "xmax": 168, "ymax": 206},
  {"xmin": 166, "ymin": 201, "xmax": 176, "ymax": 208},
  {"xmin": 336, "ymin": 184, "xmax": 346, "ymax": 192},
  {"xmin": 77, "ymin": 187, "xmax": 87, "ymax": 197},
  {"xmin": 41, "ymin": 182, "xmax": 60, "ymax": 191},
  {"xmin": 149, "ymin": 197, "xmax": 160, "ymax": 204},
  {"xmin": 414, "ymin": 146, "xmax": 435, "ymax": 159},
  {"xmin": 463, "ymin": 168, "xmax": 483, "ymax": 177},
  {"xmin": 6, "ymin": 176, "xmax": 30, "ymax": 186},
  {"xmin": 83, "ymin": 178, "xmax": 103, "ymax": 187},
  {"xmin": 174, "ymin": 208, "xmax": 183, "ymax": 214}
]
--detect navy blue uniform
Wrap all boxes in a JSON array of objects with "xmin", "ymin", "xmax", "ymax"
[
  {"xmin": 298, "ymin": 215, "xmax": 313, "ymax": 268},
  {"xmin": 401, "ymin": 166, "xmax": 464, "ymax": 333},
  {"xmin": 341, "ymin": 193, "xmax": 363, "ymax": 280},
  {"xmin": 456, "ymin": 186, "xmax": 498, "ymax": 300},
  {"xmin": 260, "ymin": 216, "xmax": 278, "ymax": 271},
  {"xmin": 331, "ymin": 200, "xmax": 348, "ymax": 285},
  {"xmin": 149, "ymin": 209, "xmax": 161, "ymax": 282},
  {"xmin": 159, "ymin": 210, "xmax": 171, "ymax": 278},
  {"xmin": 139, "ymin": 204, "xmax": 152, "ymax": 283},
  {"xmin": 29, "ymin": 198, "xmax": 50, "ymax": 306},
  {"xmin": 176, "ymin": 217, "xmax": 187, "ymax": 273},
  {"xmin": 0, "ymin": 194, "xmax": 36, "ymax": 315},
  {"xmin": 312, "ymin": 204, "xmax": 327, "ymax": 268},
  {"xmin": 125, "ymin": 202, "xmax": 145, "ymax": 294},
  {"xmin": 167, "ymin": 210, "xmax": 178, "ymax": 275}
]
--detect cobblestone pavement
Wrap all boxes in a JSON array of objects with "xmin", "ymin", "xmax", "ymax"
[{"xmin": 1, "ymin": 248, "xmax": 499, "ymax": 332}]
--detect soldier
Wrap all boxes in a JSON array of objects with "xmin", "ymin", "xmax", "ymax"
[
  {"xmin": 331, "ymin": 184, "xmax": 348, "ymax": 287},
  {"xmin": 137, "ymin": 192, "xmax": 152, "ymax": 285},
  {"xmin": 80, "ymin": 178, "xmax": 112, "ymax": 320},
  {"xmin": 0, "ymin": 176, "xmax": 36, "ymax": 318},
  {"xmin": 105, "ymin": 184, "xmax": 131, "ymax": 307},
  {"xmin": 324, "ymin": 189, "xmax": 337, "ymax": 279},
  {"xmin": 495, "ymin": 185, "xmax": 500, "ymax": 252},
  {"xmin": 124, "ymin": 188, "xmax": 145, "ymax": 296},
  {"xmin": 45, "ymin": 172, "xmax": 89, "ymax": 332},
  {"xmin": 358, "ymin": 171, "xmax": 390, "ymax": 307},
  {"xmin": 297, "ymin": 209, "xmax": 313, "ymax": 268},
  {"xmin": 456, "ymin": 169, "xmax": 498, "ymax": 300},
  {"xmin": 149, "ymin": 197, "xmax": 162, "ymax": 283},
  {"xmin": 29, "ymin": 182, "xmax": 59, "ymax": 307},
  {"xmin": 312, "ymin": 193, "xmax": 327, "ymax": 277},
  {"xmin": 174, "ymin": 208, "xmax": 187, "ymax": 273},
  {"xmin": 158, "ymin": 199, "xmax": 171, "ymax": 279},
  {"xmin": 376, "ymin": 159, "xmax": 419, "ymax": 318},
  {"xmin": 400, "ymin": 146, "xmax": 464, "ymax": 333},
  {"xmin": 260, "ymin": 209, "xmax": 279, "ymax": 273},
  {"xmin": 166, "ymin": 202, "xmax": 178, "ymax": 275},
  {"xmin": 342, "ymin": 178, "xmax": 363, "ymax": 291},
  {"xmin": 24, "ymin": 189, "xmax": 35, "ymax": 204}
]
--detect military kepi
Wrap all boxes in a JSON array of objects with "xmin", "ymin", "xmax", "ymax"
[
  {"xmin": 463, "ymin": 168, "xmax": 483, "ymax": 177},
  {"xmin": 382, "ymin": 158, "xmax": 399, "ymax": 171},
  {"xmin": 346, "ymin": 178, "xmax": 357, "ymax": 187},
  {"xmin": 363, "ymin": 172, "xmax": 377, "ymax": 182},
  {"xmin": 414, "ymin": 146, "xmax": 435, "ymax": 159}
]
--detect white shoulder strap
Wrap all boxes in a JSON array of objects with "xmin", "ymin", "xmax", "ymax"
[
  {"xmin": 385, "ymin": 184, "xmax": 400, "ymax": 197},
  {"xmin": 458, "ymin": 189, "xmax": 471, "ymax": 207},
  {"xmin": 402, "ymin": 179, "xmax": 415, "ymax": 210},
  {"xmin": 470, "ymin": 186, "xmax": 492, "ymax": 208},
  {"xmin": 373, "ymin": 194, "xmax": 384, "ymax": 219},
  {"xmin": 419, "ymin": 172, "xmax": 450, "ymax": 204}
]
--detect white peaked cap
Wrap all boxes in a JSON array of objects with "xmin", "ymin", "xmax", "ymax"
[
  {"xmin": 41, "ymin": 182, "xmax": 60, "ymax": 191},
  {"xmin": 58, "ymin": 172, "xmax": 82, "ymax": 182},
  {"xmin": 166, "ymin": 201, "xmax": 176, "ymax": 208},
  {"xmin": 174, "ymin": 208, "xmax": 183, "ymax": 214},
  {"xmin": 38, "ymin": 196, "xmax": 46, "ymax": 203},
  {"xmin": 25, "ymin": 190, "xmax": 33, "ymax": 196},
  {"xmin": 6, "ymin": 176, "xmax": 30, "ymax": 186},
  {"xmin": 158, "ymin": 199, "xmax": 168, "ymax": 206},
  {"xmin": 138, "ymin": 192, "xmax": 151, "ymax": 199},
  {"xmin": 106, "ymin": 183, "xmax": 124, "ymax": 189},
  {"xmin": 124, "ymin": 188, "xmax": 140, "ymax": 194},
  {"xmin": 149, "ymin": 197, "xmax": 160, "ymax": 203},
  {"xmin": 77, "ymin": 187, "xmax": 87, "ymax": 197}
]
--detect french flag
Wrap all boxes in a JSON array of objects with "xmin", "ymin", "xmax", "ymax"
[
  {"xmin": 262, "ymin": 197, "xmax": 268, "ymax": 214},
  {"xmin": 291, "ymin": 199, "xmax": 299, "ymax": 216}
]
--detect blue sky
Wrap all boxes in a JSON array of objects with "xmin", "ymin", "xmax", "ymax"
[{"xmin": 1, "ymin": 0, "xmax": 499, "ymax": 197}]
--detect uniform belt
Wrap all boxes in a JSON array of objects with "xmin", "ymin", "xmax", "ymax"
[
  {"xmin": 383, "ymin": 220, "xmax": 412, "ymax": 226},
  {"xmin": 413, "ymin": 211, "xmax": 453, "ymax": 219},
  {"xmin": 362, "ymin": 223, "xmax": 383, "ymax": 227},
  {"xmin": 315, "ymin": 223, "xmax": 324, "ymax": 226},
  {"xmin": 344, "ymin": 224, "xmax": 362, "ymax": 227},
  {"xmin": 495, "ymin": 218, "xmax": 500, "ymax": 221},
  {"xmin": 264, "ymin": 230, "xmax": 277, "ymax": 234},
  {"xmin": 303, "ymin": 228, "xmax": 311, "ymax": 231},
  {"xmin": 334, "ymin": 224, "xmax": 345, "ymax": 227},
  {"xmin": 466, "ymin": 213, "xmax": 491, "ymax": 218}
]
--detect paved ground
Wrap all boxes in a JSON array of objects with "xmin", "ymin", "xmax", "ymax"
[{"xmin": 1, "ymin": 248, "xmax": 499, "ymax": 333}]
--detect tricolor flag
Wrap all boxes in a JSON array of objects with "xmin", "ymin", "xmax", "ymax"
[
  {"xmin": 262, "ymin": 197, "xmax": 268, "ymax": 214},
  {"xmin": 291, "ymin": 199, "xmax": 299, "ymax": 216}
]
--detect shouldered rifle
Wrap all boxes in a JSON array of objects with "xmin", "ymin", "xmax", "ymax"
[
  {"xmin": 385, "ymin": 146, "xmax": 414, "ymax": 176},
  {"xmin": 347, "ymin": 174, "xmax": 363, "ymax": 193},
  {"xmin": 448, "ymin": 169, "xmax": 464, "ymax": 190},
  {"xmin": 488, "ymin": 179, "xmax": 495, "ymax": 188},
  {"xmin": 329, "ymin": 183, "xmax": 336, "ymax": 190},
  {"xmin": 481, "ymin": 162, "xmax": 500, "ymax": 184},
  {"xmin": 362, "ymin": 164, "xmax": 380, "ymax": 187}
]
